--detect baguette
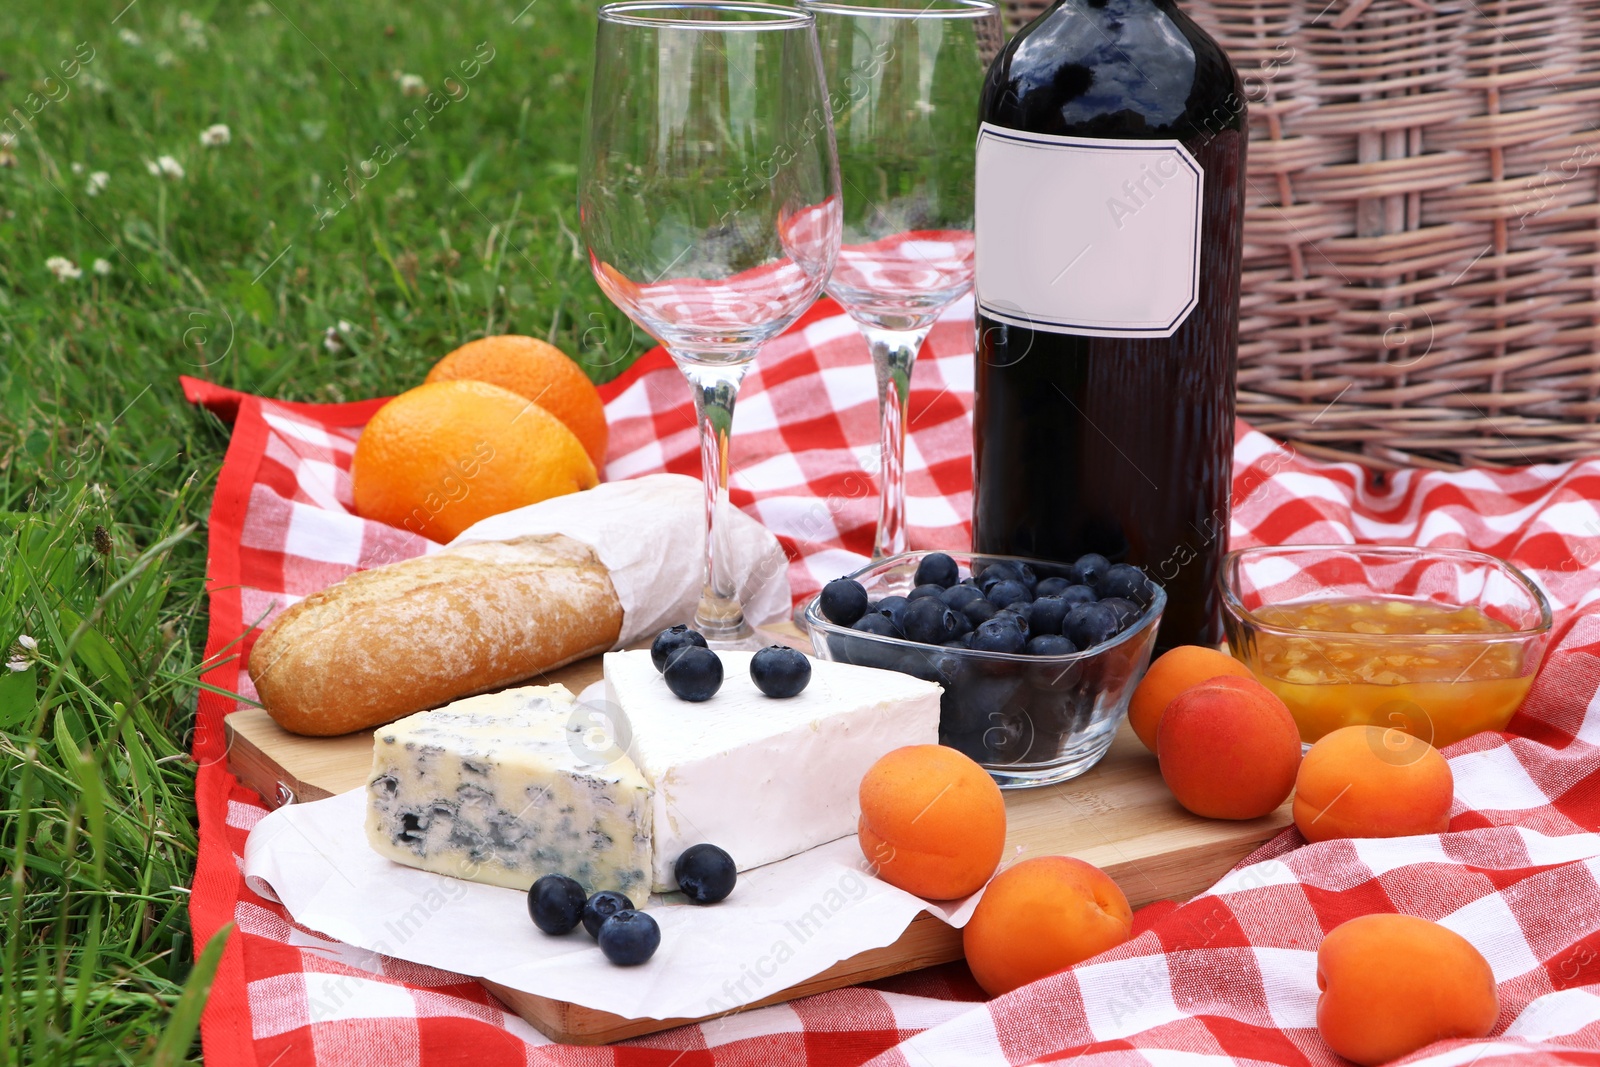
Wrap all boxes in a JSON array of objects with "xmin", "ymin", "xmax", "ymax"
[{"xmin": 247, "ymin": 534, "xmax": 622, "ymax": 736}]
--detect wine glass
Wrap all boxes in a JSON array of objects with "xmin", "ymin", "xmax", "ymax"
[
  {"xmin": 581, "ymin": 1, "xmax": 843, "ymax": 647},
  {"xmin": 798, "ymin": 0, "xmax": 1001, "ymax": 559}
]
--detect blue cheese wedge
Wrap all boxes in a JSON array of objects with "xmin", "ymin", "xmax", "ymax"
[
  {"xmin": 604, "ymin": 649, "xmax": 943, "ymax": 891},
  {"xmin": 364, "ymin": 684, "xmax": 652, "ymax": 897}
]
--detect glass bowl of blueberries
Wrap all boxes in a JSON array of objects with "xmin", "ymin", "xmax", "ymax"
[{"xmin": 802, "ymin": 550, "xmax": 1165, "ymax": 789}]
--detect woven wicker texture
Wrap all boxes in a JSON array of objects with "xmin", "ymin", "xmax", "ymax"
[{"xmin": 1002, "ymin": 0, "xmax": 1600, "ymax": 469}]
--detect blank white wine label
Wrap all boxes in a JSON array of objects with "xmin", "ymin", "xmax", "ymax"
[{"xmin": 975, "ymin": 124, "xmax": 1202, "ymax": 338}]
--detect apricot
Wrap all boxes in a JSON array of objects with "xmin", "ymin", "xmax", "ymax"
[
  {"xmin": 1128, "ymin": 645, "xmax": 1255, "ymax": 752},
  {"xmin": 859, "ymin": 744, "xmax": 1006, "ymax": 900},
  {"xmin": 1318, "ymin": 914, "xmax": 1498, "ymax": 1065},
  {"xmin": 963, "ymin": 856, "xmax": 1132, "ymax": 997},
  {"xmin": 1294, "ymin": 725, "xmax": 1453, "ymax": 843},
  {"xmin": 1156, "ymin": 674, "xmax": 1300, "ymax": 820}
]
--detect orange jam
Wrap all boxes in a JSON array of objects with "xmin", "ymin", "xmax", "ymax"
[{"xmin": 1244, "ymin": 597, "xmax": 1533, "ymax": 747}]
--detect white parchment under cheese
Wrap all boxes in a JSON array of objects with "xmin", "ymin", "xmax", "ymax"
[
  {"xmin": 447, "ymin": 473, "xmax": 791, "ymax": 647},
  {"xmin": 244, "ymin": 790, "xmax": 981, "ymax": 1021}
]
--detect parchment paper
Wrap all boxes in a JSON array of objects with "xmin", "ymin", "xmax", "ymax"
[
  {"xmin": 449, "ymin": 474, "xmax": 791, "ymax": 647},
  {"xmin": 243, "ymin": 789, "xmax": 980, "ymax": 1021}
]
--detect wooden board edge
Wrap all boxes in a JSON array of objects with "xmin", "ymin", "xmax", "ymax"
[
  {"xmin": 224, "ymin": 712, "xmax": 339, "ymax": 808},
  {"xmin": 482, "ymin": 912, "xmax": 965, "ymax": 1045}
]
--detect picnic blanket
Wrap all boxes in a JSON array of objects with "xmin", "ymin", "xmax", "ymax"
[{"xmin": 186, "ymin": 297, "xmax": 1600, "ymax": 1066}]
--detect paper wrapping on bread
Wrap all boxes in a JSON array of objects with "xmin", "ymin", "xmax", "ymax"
[
  {"xmin": 449, "ymin": 473, "xmax": 790, "ymax": 647},
  {"xmin": 247, "ymin": 474, "xmax": 790, "ymax": 735}
]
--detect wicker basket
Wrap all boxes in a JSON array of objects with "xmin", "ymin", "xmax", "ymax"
[{"xmin": 1003, "ymin": 0, "xmax": 1600, "ymax": 469}]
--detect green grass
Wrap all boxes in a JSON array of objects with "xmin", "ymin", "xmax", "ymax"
[{"xmin": 0, "ymin": 1, "xmax": 642, "ymax": 1060}]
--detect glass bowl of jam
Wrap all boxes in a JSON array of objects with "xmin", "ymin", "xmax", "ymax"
[{"xmin": 1220, "ymin": 545, "xmax": 1552, "ymax": 748}]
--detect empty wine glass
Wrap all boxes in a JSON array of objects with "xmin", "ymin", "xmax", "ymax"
[
  {"xmin": 799, "ymin": 0, "xmax": 1001, "ymax": 559},
  {"xmin": 581, "ymin": 1, "xmax": 843, "ymax": 647}
]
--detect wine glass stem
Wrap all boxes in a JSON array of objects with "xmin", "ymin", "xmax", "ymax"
[
  {"xmin": 675, "ymin": 353, "xmax": 757, "ymax": 647},
  {"xmin": 865, "ymin": 325, "xmax": 931, "ymax": 560}
]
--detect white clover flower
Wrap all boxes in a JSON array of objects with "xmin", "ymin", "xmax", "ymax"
[
  {"xmin": 398, "ymin": 73, "xmax": 427, "ymax": 97},
  {"xmin": 178, "ymin": 11, "xmax": 208, "ymax": 48},
  {"xmin": 337, "ymin": 319, "xmax": 354, "ymax": 334},
  {"xmin": 71, "ymin": 161, "xmax": 85, "ymax": 175},
  {"xmin": 93, "ymin": 258, "xmax": 112, "ymax": 276},
  {"xmin": 155, "ymin": 49, "xmax": 177, "ymax": 68},
  {"xmin": 86, "ymin": 170, "xmax": 109, "ymax": 196},
  {"xmin": 118, "ymin": 28, "xmax": 143, "ymax": 45},
  {"xmin": 18, "ymin": 635, "xmax": 36, "ymax": 651},
  {"xmin": 146, "ymin": 155, "xmax": 185, "ymax": 180},
  {"xmin": 46, "ymin": 256, "xmax": 82, "ymax": 282},
  {"xmin": 323, "ymin": 326, "xmax": 344, "ymax": 353},
  {"xmin": 199, "ymin": 123, "xmax": 231, "ymax": 147}
]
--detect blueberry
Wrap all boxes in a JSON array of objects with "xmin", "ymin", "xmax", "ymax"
[
  {"xmin": 948, "ymin": 610, "xmax": 973, "ymax": 638},
  {"xmin": 975, "ymin": 560, "xmax": 1022, "ymax": 592},
  {"xmin": 1060, "ymin": 584, "xmax": 1099, "ymax": 606},
  {"xmin": 1097, "ymin": 563, "xmax": 1154, "ymax": 605},
  {"xmin": 663, "ymin": 646, "xmax": 723, "ymax": 701},
  {"xmin": 943, "ymin": 634, "xmax": 974, "ymax": 649},
  {"xmin": 582, "ymin": 890, "xmax": 634, "ymax": 939},
  {"xmin": 907, "ymin": 583, "xmax": 948, "ymax": 602},
  {"xmin": 1064, "ymin": 602, "xmax": 1119, "ymax": 649},
  {"xmin": 1027, "ymin": 634, "xmax": 1077, "ymax": 656},
  {"xmin": 852, "ymin": 612, "xmax": 902, "ymax": 639},
  {"xmin": 1014, "ymin": 563, "xmax": 1039, "ymax": 592},
  {"xmin": 1035, "ymin": 576, "xmax": 1073, "ymax": 598},
  {"xmin": 1069, "ymin": 554, "xmax": 1112, "ymax": 589},
  {"xmin": 819, "ymin": 578, "xmax": 870, "ymax": 626},
  {"xmin": 941, "ymin": 671, "xmax": 1023, "ymax": 733},
  {"xmin": 528, "ymin": 874, "xmax": 587, "ymax": 935},
  {"xmin": 914, "ymin": 552, "xmax": 960, "ymax": 588},
  {"xmin": 597, "ymin": 910, "xmax": 661, "ymax": 965},
  {"xmin": 962, "ymin": 598, "xmax": 1000, "ymax": 626},
  {"xmin": 650, "ymin": 625, "xmax": 707, "ymax": 673},
  {"xmin": 750, "ymin": 645, "xmax": 810, "ymax": 697},
  {"xmin": 901, "ymin": 596, "xmax": 964, "ymax": 645},
  {"xmin": 1099, "ymin": 596, "xmax": 1143, "ymax": 631},
  {"xmin": 941, "ymin": 584, "xmax": 986, "ymax": 611},
  {"xmin": 995, "ymin": 608, "xmax": 1031, "ymax": 641},
  {"xmin": 674, "ymin": 842, "xmax": 737, "ymax": 904},
  {"xmin": 986, "ymin": 579, "xmax": 1032, "ymax": 609},
  {"xmin": 876, "ymin": 595, "xmax": 912, "ymax": 632},
  {"xmin": 971, "ymin": 617, "xmax": 1026, "ymax": 655},
  {"xmin": 1027, "ymin": 595, "xmax": 1069, "ymax": 636}
]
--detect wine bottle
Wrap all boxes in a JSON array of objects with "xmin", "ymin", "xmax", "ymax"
[{"xmin": 970, "ymin": 0, "xmax": 1246, "ymax": 649}]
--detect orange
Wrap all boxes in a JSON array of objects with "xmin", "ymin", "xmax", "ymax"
[
  {"xmin": 963, "ymin": 856, "xmax": 1132, "ymax": 997},
  {"xmin": 352, "ymin": 379, "xmax": 598, "ymax": 543},
  {"xmin": 426, "ymin": 336, "xmax": 609, "ymax": 469},
  {"xmin": 1128, "ymin": 646, "xmax": 1254, "ymax": 752},
  {"xmin": 858, "ymin": 745, "xmax": 1006, "ymax": 900}
]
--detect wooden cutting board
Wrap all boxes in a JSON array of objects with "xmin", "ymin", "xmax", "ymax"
[{"xmin": 226, "ymin": 631, "xmax": 1291, "ymax": 1045}]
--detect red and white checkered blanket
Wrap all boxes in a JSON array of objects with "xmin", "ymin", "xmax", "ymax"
[{"xmin": 187, "ymin": 297, "xmax": 1600, "ymax": 1066}]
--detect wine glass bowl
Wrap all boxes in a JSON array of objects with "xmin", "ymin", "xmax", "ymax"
[
  {"xmin": 798, "ymin": 0, "xmax": 1001, "ymax": 558},
  {"xmin": 581, "ymin": 1, "xmax": 843, "ymax": 643}
]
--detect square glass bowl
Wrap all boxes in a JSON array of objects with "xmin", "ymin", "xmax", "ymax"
[
  {"xmin": 802, "ymin": 551, "xmax": 1166, "ymax": 789},
  {"xmin": 1220, "ymin": 545, "xmax": 1552, "ymax": 747}
]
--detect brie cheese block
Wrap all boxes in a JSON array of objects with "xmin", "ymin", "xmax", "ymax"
[
  {"xmin": 364, "ymin": 684, "xmax": 653, "ymax": 897},
  {"xmin": 363, "ymin": 651, "xmax": 942, "ymax": 895},
  {"xmin": 603, "ymin": 649, "xmax": 942, "ymax": 891}
]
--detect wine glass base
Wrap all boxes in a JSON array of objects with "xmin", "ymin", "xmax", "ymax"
[{"xmin": 694, "ymin": 597, "xmax": 760, "ymax": 650}]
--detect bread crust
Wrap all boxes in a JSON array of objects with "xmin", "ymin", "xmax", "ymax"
[{"xmin": 247, "ymin": 534, "xmax": 623, "ymax": 735}]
